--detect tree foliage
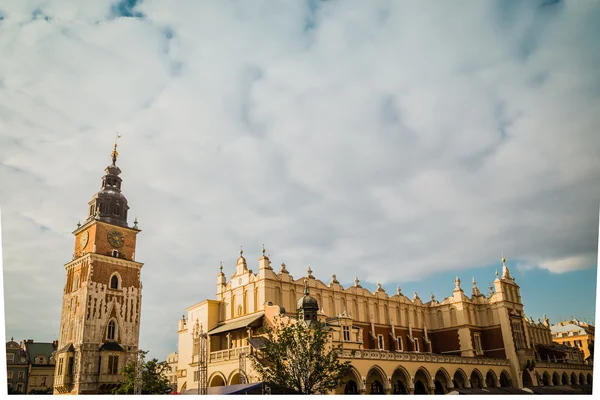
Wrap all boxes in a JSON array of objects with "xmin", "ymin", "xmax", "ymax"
[
  {"xmin": 250, "ymin": 318, "xmax": 351, "ymax": 394},
  {"xmin": 113, "ymin": 351, "xmax": 171, "ymax": 395}
]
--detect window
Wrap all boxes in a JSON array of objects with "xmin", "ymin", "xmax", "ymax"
[
  {"xmin": 73, "ymin": 274, "xmax": 80, "ymax": 291},
  {"xmin": 111, "ymin": 249, "xmax": 119, "ymax": 258},
  {"xmin": 89, "ymin": 205, "xmax": 94, "ymax": 216},
  {"xmin": 474, "ymin": 334, "xmax": 483, "ymax": 355},
  {"xmin": 16, "ymin": 383, "xmax": 23, "ymax": 393},
  {"xmin": 237, "ymin": 305, "xmax": 243, "ymax": 316},
  {"xmin": 413, "ymin": 338, "xmax": 420, "ymax": 352},
  {"xmin": 396, "ymin": 337, "xmax": 403, "ymax": 351},
  {"xmin": 7, "ymin": 371, "xmax": 13, "ymax": 379},
  {"xmin": 565, "ymin": 341, "xmax": 571, "ymax": 347},
  {"xmin": 114, "ymin": 203, "xmax": 120, "ymax": 216},
  {"xmin": 575, "ymin": 340, "xmax": 583, "ymax": 347},
  {"xmin": 343, "ymin": 326, "xmax": 351, "ymax": 341},
  {"xmin": 377, "ymin": 334, "xmax": 384, "ymax": 350},
  {"xmin": 40, "ymin": 376, "xmax": 47, "ymax": 386},
  {"xmin": 7, "ymin": 353, "xmax": 14, "ymax": 362},
  {"xmin": 67, "ymin": 356, "xmax": 74, "ymax": 376},
  {"xmin": 108, "ymin": 355, "xmax": 119, "ymax": 375},
  {"xmin": 193, "ymin": 371, "xmax": 199, "ymax": 382},
  {"xmin": 57, "ymin": 358, "xmax": 64, "ymax": 375},
  {"xmin": 18, "ymin": 371, "xmax": 24, "ymax": 380},
  {"xmin": 99, "ymin": 203, "xmax": 105, "ymax": 213},
  {"xmin": 107, "ymin": 320, "xmax": 116, "ymax": 340},
  {"xmin": 110, "ymin": 274, "xmax": 119, "ymax": 289},
  {"xmin": 512, "ymin": 322, "xmax": 526, "ymax": 349}
]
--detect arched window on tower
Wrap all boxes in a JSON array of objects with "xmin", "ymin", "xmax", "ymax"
[
  {"xmin": 114, "ymin": 203, "xmax": 120, "ymax": 216},
  {"xmin": 89, "ymin": 205, "xmax": 94, "ymax": 216},
  {"xmin": 110, "ymin": 274, "xmax": 120, "ymax": 290},
  {"xmin": 73, "ymin": 274, "xmax": 80, "ymax": 291},
  {"xmin": 99, "ymin": 203, "xmax": 105, "ymax": 213},
  {"xmin": 107, "ymin": 320, "xmax": 117, "ymax": 340}
]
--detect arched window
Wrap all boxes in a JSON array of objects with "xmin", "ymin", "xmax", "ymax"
[
  {"xmin": 114, "ymin": 203, "xmax": 120, "ymax": 216},
  {"xmin": 99, "ymin": 203, "xmax": 105, "ymax": 213},
  {"xmin": 89, "ymin": 205, "xmax": 94, "ymax": 216},
  {"xmin": 107, "ymin": 320, "xmax": 116, "ymax": 340},
  {"xmin": 73, "ymin": 274, "xmax": 80, "ymax": 291},
  {"xmin": 110, "ymin": 274, "xmax": 120, "ymax": 289},
  {"xmin": 237, "ymin": 305, "xmax": 243, "ymax": 316}
]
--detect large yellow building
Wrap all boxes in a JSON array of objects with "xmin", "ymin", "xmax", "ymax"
[
  {"xmin": 551, "ymin": 320, "xmax": 595, "ymax": 361},
  {"xmin": 176, "ymin": 250, "xmax": 593, "ymax": 394}
]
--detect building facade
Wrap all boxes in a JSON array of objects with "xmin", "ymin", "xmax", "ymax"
[
  {"xmin": 164, "ymin": 352, "xmax": 179, "ymax": 393},
  {"xmin": 551, "ymin": 320, "xmax": 595, "ymax": 361},
  {"xmin": 53, "ymin": 143, "xmax": 144, "ymax": 394},
  {"xmin": 176, "ymin": 250, "xmax": 593, "ymax": 394},
  {"xmin": 6, "ymin": 339, "xmax": 29, "ymax": 394},
  {"xmin": 22, "ymin": 339, "xmax": 58, "ymax": 394}
]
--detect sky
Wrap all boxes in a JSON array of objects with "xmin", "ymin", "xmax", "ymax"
[{"xmin": 0, "ymin": 0, "xmax": 599, "ymax": 361}]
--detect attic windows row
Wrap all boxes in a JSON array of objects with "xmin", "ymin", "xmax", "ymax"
[{"xmin": 89, "ymin": 202, "xmax": 126, "ymax": 218}]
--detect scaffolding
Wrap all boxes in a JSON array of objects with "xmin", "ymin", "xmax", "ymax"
[
  {"xmin": 194, "ymin": 321, "xmax": 209, "ymax": 395},
  {"xmin": 133, "ymin": 349, "xmax": 145, "ymax": 395},
  {"xmin": 239, "ymin": 350, "xmax": 246, "ymax": 384}
]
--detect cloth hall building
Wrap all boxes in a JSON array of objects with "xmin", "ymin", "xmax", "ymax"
[{"xmin": 176, "ymin": 249, "xmax": 593, "ymax": 394}]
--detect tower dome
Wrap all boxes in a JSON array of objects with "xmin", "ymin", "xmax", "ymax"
[
  {"xmin": 297, "ymin": 279, "xmax": 319, "ymax": 323},
  {"xmin": 85, "ymin": 141, "xmax": 130, "ymax": 228}
]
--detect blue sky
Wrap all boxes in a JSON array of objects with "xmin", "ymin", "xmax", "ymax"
[{"xmin": 0, "ymin": 0, "xmax": 599, "ymax": 361}]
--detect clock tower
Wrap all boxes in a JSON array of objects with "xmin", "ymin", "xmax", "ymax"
[{"xmin": 54, "ymin": 142, "xmax": 144, "ymax": 394}]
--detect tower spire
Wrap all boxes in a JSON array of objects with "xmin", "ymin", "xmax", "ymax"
[{"xmin": 111, "ymin": 133, "xmax": 121, "ymax": 165}]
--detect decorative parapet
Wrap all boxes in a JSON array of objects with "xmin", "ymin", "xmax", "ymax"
[
  {"xmin": 534, "ymin": 361, "xmax": 593, "ymax": 370},
  {"xmin": 339, "ymin": 350, "xmax": 510, "ymax": 366}
]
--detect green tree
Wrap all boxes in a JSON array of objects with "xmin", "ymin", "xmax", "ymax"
[
  {"xmin": 113, "ymin": 351, "xmax": 171, "ymax": 395},
  {"xmin": 250, "ymin": 318, "xmax": 351, "ymax": 394}
]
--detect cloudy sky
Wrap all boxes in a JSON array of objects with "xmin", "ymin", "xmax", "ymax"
[{"xmin": 1, "ymin": 0, "xmax": 599, "ymax": 361}]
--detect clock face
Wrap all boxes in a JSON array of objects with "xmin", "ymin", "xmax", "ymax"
[
  {"xmin": 107, "ymin": 230, "xmax": 124, "ymax": 248},
  {"xmin": 80, "ymin": 231, "xmax": 89, "ymax": 248}
]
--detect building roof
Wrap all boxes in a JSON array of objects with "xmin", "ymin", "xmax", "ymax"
[
  {"xmin": 207, "ymin": 313, "xmax": 264, "ymax": 336},
  {"xmin": 551, "ymin": 323, "xmax": 591, "ymax": 336},
  {"xmin": 23, "ymin": 342, "xmax": 56, "ymax": 364},
  {"xmin": 98, "ymin": 341, "xmax": 125, "ymax": 352}
]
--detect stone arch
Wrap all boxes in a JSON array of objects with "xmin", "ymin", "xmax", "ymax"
[
  {"xmin": 414, "ymin": 367, "xmax": 432, "ymax": 395},
  {"xmin": 336, "ymin": 366, "xmax": 362, "ymax": 395},
  {"xmin": 366, "ymin": 365, "xmax": 387, "ymax": 395},
  {"xmin": 450, "ymin": 308, "xmax": 458, "ymax": 326},
  {"xmin": 436, "ymin": 310, "xmax": 444, "ymax": 329},
  {"xmin": 453, "ymin": 368, "xmax": 469, "ymax": 389},
  {"xmin": 578, "ymin": 372, "xmax": 584, "ymax": 385},
  {"xmin": 522, "ymin": 369, "xmax": 533, "ymax": 387},
  {"xmin": 586, "ymin": 373, "xmax": 592, "ymax": 384},
  {"xmin": 552, "ymin": 372, "xmax": 560, "ymax": 386},
  {"xmin": 391, "ymin": 366, "xmax": 410, "ymax": 394},
  {"xmin": 208, "ymin": 371, "xmax": 227, "ymax": 387},
  {"xmin": 499, "ymin": 370, "xmax": 511, "ymax": 387},
  {"xmin": 228, "ymin": 369, "xmax": 247, "ymax": 385},
  {"xmin": 570, "ymin": 372, "xmax": 577, "ymax": 385},
  {"xmin": 254, "ymin": 286, "xmax": 259, "ymax": 312},
  {"xmin": 289, "ymin": 289, "xmax": 296, "ymax": 312},
  {"xmin": 434, "ymin": 368, "xmax": 452, "ymax": 394},
  {"xmin": 109, "ymin": 272, "xmax": 122, "ymax": 290},
  {"xmin": 561, "ymin": 372, "xmax": 569, "ymax": 385},
  {"xmin": 470, "ymin": 369, "xmax": 484, "ymax": 389},
  {"xmin": 486, "ymin": 370, "xmax": 498, "ymax": 388},
  {"xmin": 542, "ymin": 371, "xmax": 551, "ymax": 386}
]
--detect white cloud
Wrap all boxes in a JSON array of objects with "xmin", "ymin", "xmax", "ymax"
[{"xmin": 0, "ymin": 0, "xmax": 598, "ymax": 360}]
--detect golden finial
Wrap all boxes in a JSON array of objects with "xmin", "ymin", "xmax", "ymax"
[
  {"xmin": 262, "ymin": 244, "xmax": 266, "ymax": 256},
  {"xmin": 111, "ymin": 133, "xmax": 122, "ymax": 165},
  {"xmin": 501, "ymin": 253, "xmax": 506, "ymax": 265},
  {"xmin": 220, "ymin": 261, "xmax": 223, "ymax": 273},
  {"xmin": 240, "ymin": 246, "xmax": 243, "ymax": 256}
]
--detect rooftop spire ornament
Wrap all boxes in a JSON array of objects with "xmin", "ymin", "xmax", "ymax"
[
  {"xmin": 261, "ymin": 244, "xmax": 266, "ymax": 256},
  {"xmin": 111, "ymin": 133, "xmax": 121, "ymax": 165}
]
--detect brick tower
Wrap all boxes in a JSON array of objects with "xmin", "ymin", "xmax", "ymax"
[{"xmin": 53, "ymin": 141, "xmax": 143, "ymax": 394}]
